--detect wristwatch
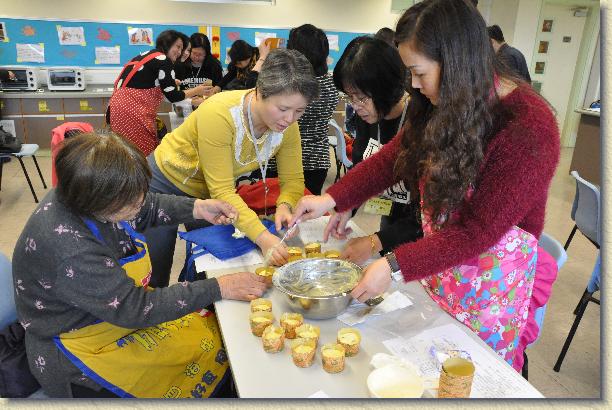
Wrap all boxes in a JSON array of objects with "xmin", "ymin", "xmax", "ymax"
[{"xmin": 384, "ymin": 252, "xmax": 403, "ymax": 282}]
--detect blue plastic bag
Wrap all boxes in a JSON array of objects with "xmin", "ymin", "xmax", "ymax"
[{"xmin": 178, "ymin": 220, "xmax": 277, "ymax": 282}]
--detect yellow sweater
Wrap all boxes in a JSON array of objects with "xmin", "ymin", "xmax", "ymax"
[{"xmin": 154, "ymin": 89, "xmax": 305, "ymax": 241}]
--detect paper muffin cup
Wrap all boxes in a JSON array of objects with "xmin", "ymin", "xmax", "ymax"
[
  {"xmin": 255, "ymin": 266, "xmax": 275, "ymax": 285},
  {"xmin": 250, "ymin": 298, "xmax": 272, "ymax": 313},
  {"xmin": 295, "ymin": 323, "xmax": 320, "ymax": 345},
  {"xmin": 249, "ymin": 311, "xmax": 274, "ymax": 337},
  {"xmin": 304, "ymin": 242, "xmax": 321, "ymax": 256},
  {"xmin": 337, "ymin": 327, "xmax": 361, "ymax": 357},
  {"xmin": 324, "ymin": 250, "xmax": 341, "ymax": 259},
  {"xmin": 321, "ymin": 343, "xmax": 346, "ymax": 373},
  {"xmin": 287, "ymin": 247, "xmax": 304, "ymax": 257},
  {"xmin": 262, "ymin": 325, "xmax": 285, "ymax": 353},
  {"xmin": 280, "ymin": 312, "xmax": 304, "ymax": 339},
  {"xmin": 290, "ymin": 338, "xmax": 317, "ymax": 368}
]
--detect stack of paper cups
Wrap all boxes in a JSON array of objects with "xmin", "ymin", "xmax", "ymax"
[{"xmin": 438, "ymin": 357, "xmax": 475, "ymax": 398}]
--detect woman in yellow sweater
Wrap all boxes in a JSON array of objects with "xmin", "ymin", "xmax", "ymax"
[{"xmin": 146, "ymin": 48, "xmax": 319, "ymax": 287}]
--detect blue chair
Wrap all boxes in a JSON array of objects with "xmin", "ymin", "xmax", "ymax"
[
  {"xmin": 553, "ymin": 252, "xmax": 600, "ymax": 372},
  {"xmin": 0, "ymin": 144, "xmax": 48, "ymax": 203},
  {"xmin": 564, "ymin": 171, "xmax": 600, "ymax": 250},
  {"xmin": 521, "ymin": 233, "xmax": 567, "ymax": 379},
  {"xmin": 328, "ymin": 119, "xmax": 353, "ymax": 182},
  {"xmin": 0, "ymin": 252, "xmax": 48, "ymax": 398}
]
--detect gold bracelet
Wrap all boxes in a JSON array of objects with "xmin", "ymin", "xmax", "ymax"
[{"xmin": 369, "ymin": 234, "xmax": 376, "ymax": 255}]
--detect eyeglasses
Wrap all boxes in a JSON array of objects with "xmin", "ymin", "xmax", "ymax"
[{"xmin": 345, "ymin": 93, "xmax": 371, "ymax": 106}]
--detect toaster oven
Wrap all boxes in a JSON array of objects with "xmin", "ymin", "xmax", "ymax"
[
  {"xmin": 0, "ymin": 67, "xmax": 39, "ymax": 91},
  {"xmin": 47, "ymin": 67, "xmax": 86, "ymax": 91}
]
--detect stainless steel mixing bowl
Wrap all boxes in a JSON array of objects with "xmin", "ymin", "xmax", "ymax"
[{"xmin": 272, "ymin": 258, "xmax": 363, "ymax": 319}]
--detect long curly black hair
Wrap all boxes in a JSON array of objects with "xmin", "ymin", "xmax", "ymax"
[{"xmin": 394, "ymin": 0, "xmax": 517, "ymax": 226}]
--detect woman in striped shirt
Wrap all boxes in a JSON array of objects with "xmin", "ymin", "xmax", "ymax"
[{"xmin": 286, "ymin": 24, "xmax": 339, "ymax": 195}]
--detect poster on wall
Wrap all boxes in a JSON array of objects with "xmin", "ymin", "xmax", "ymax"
[
  {"xmin": 0, "ymin": 22, "xmax": 8, "ymax": 42},
  {"xmin": 57, "ymin": 26, "xmax": 86, "ymax": 46},
  {"xmin": 16, "ymin": 43, "xmax": 45, "ymax": 63},
  {"xmin": 327, "ymin": 34, "xmax": 340, "ymax": 51},
  {"xmin": 534, "ymin": 62, "xmax": 546, "ymax": 75},
  {"xmin": 538, "ymin": 41, "xmax": 549, "ymax": 53},
  {"xmin": 254, "ymin": 31, "xmax": 276, "ymax": 46},
  {"xmin": 128, "ymin": 27, "xmax": 154, "ymax": 46},
  {"xmin": 95, "ymin": 46, "xmax": 121, "ymax": 64},
  {"xmin": 542, "ymin": 19, "xmax": 553, "ymax": 33}
]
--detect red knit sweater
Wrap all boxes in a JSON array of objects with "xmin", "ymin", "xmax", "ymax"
[{"xmin": 326, "ymin": 86, "xmax": 560, "ymax": 282}]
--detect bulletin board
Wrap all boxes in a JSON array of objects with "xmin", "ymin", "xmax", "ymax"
[
  {"xmin": 0, "ymin": 17, "xmax": 368, "ymax": 70},
  {"xmin": 0, "ymin": 17, "xmax": 200, "ymax": 67},
  {"xmin": 218, "ymin": 26, "xmax": 367, "ymax": 70}
]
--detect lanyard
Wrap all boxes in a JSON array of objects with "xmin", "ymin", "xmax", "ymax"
[
  {"xmin": 247, "ymin": 92, "xmax": 271, "ymax": 215},
  {"xmin": 376, "ymin": 96, "xmax": 409, "ymax": 143}
]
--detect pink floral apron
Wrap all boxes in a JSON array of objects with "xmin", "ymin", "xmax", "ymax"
[{"xmin": 419, "ymin": 182, "xmax": 537, "ymax": 369}]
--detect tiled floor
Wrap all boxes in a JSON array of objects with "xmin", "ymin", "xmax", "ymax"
[{"xmin": 0, "ymin": 147, "xmax": 600, "ymax": 398}]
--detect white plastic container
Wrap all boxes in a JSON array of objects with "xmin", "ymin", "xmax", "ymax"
[{"xmin": 367, "ymin": 364, "xmax": 425, "ymax": 398}]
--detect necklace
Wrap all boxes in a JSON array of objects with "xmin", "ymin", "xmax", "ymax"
[{"xmin": 246, "ymin": 92, "xmax": 272, "ymax": 215}]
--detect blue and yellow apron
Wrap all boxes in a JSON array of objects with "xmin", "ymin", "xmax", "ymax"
[{"xmin": 53, "ymin": 219, "xmax": 229, "ymax": 398}]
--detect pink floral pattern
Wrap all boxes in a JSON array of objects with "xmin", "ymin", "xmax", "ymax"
[{"xmin": 419, "ymin": 182, "xmax": 537, "ymax": 368}]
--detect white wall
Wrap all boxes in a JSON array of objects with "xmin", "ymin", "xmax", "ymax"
[
  {"xmin": 533, "ymin": 3, "xmax": 587, "ymax": 134},
  {"xmin": 513, "ymin": 0, "xmax": 544, "ymax": 68},
  {"xmin": 486, "ymin": 0, "xmax": 520, "ymax": 48},
  {"xmin": 0, "ymin": 0, "xmax": 400, "ymax": 33}
]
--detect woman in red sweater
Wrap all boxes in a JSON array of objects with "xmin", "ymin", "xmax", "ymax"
[{"xmin": 291, "ymin": 0, "xmax": 560, "ymax": 371}]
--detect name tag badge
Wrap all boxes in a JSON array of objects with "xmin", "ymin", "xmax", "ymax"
[{"xmin": 364, "ymin": 197, "xmax": 393, "ymax": 216}]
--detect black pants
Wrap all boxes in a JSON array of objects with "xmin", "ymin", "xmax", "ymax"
[{"xmin": 71, "ymin": 383, "xmax": 119, "ymax": 398}]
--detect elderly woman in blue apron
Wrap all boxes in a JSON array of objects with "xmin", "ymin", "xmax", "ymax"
[{"xmin": 12, "ymin": 132, "xmax": 268, "ymax": 398}]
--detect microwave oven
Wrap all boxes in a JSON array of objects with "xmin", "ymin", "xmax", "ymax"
[
  {"xmin": 47, "ymin": 67, "xmax": 86, "ymax": 91},
  {"xmin": 0, "ymin": 67, "xmax": 39, "ymax": 91}
]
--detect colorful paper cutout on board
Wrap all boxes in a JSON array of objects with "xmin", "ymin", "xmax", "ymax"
[
  {"xmin": 97, "ymin": 27, "xmax": 112, "ymax": 41},
  {"xmin": 22, "ymin": 25, "xmax": 36, "ymax": 36},
  {"xmin": 227, "ymin": 31, "xmax": 240, "ymax": 41}
]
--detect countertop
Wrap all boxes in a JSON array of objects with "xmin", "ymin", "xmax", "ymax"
[
  {"xmin": 0, "ymin": 86, "xmax": 114, "ymax": 99},
  {"xmin": 575, "ymin": 108, "xmax": 601, "ymax": 117}
]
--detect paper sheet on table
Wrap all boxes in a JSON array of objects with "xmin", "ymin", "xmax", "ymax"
[
  {"xmin": 382, "ymin": 323, "xmax": 543, "ymax": 398},
  {"xmin": 337, "ymin": 291, "xmax": 413, "ymax": 326},
  {"xmin": 194, "ymin": 249, "xmax": 263, "ymax": 272},
  {"xmin": 297, "ymin": 216, "xmax": 366, "ymax": 248}
]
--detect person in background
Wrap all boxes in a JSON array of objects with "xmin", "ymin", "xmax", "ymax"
[
  {"xmin": 267, "ymin": 24, "xmax": 339, "ymax": 195},
  {"xmin": 210, "ymin": 39, "xmax": 271, "ymax": 93},
  {"xmin": 145, "ymin": 49, "xmax": 319, "ymax": 288},
  {"xmin": 332, "ymin": 36, "xmax": 420, "ymax": 265},
  {"xmin": 488, "ymin": 25, "xmax": 531, "ymax": 83},
  {"xmin": 12, "ymin": 132, "xmax": 267, "ymax": 397},
  {"xmin": 108, "ymin": 30, "xmax": 209, "ymax": 156},
  {"xmin": 173, "ymin": 32, "xmax": 192, "ymax": 86},
  {"xmin": 374, "ymin": 27, "xmax": 395, "ymax": 46},
  {"xmin": 291, "ymin": 0, "xmax": 559, "ymax": 372},
  {"xmin": 0, "ymin": 69, "xmax": 16, "ymax": 83},
  {"xmin": 182, "ymin": 33, "xmax": 223, "ymax": 95}
]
